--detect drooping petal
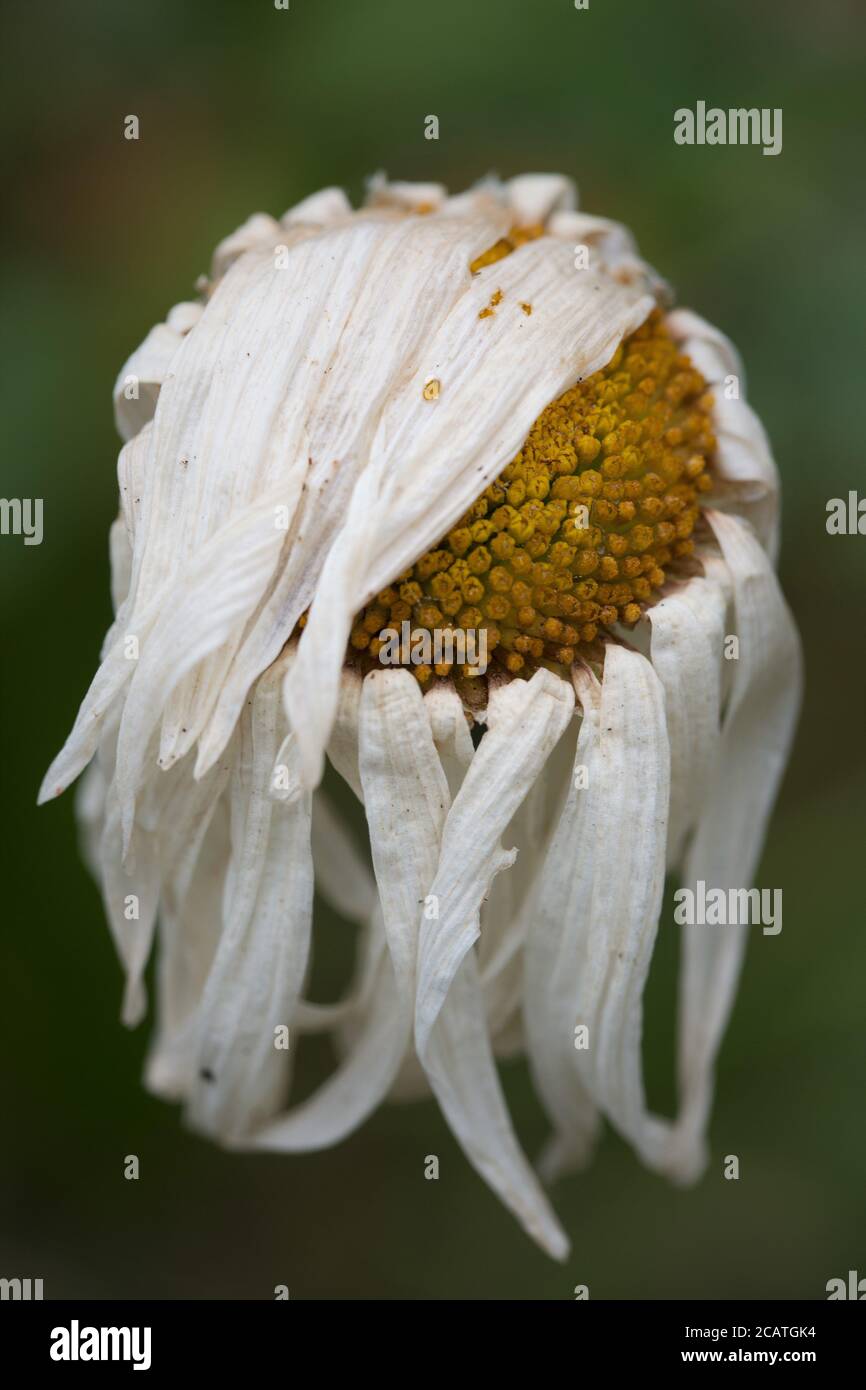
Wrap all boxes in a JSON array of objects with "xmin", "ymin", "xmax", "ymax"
[
  {"xmin": 646, "ymin": 574, "xmax": 728, "ymax": 868},
  {"xmin": 525, "ymin": 647, "xmax": 672, "ymax": 1177},
  {"xmin": 96, "ymin": 760, "xmax": 161, "ymax": 1027},
  {"xmin": 479, "ymin": 715, "xmax": 578, "ymax": 1044},
  {"xmin": 387, "ymin": 680, "xmax": 475, "ymax": 1100},
  {"xmin": 414, "ymin": 668, "xmax": 574, "ymax": 1261},
  {"xmin": 145, "ymin": 790, "xmax": 230, "ymax": 1099},
  {"xmin": 114, "ymin": 489, "xmax": 295, "ymax": 849},
  {"xmin": 244, "ymin": 669, "xmax": 442, "ymax": 1151},
  {"xmin": 667, "ymin": 510, "xmax": 802, "ymax": 1181},
  {"xmin": 259, "ymin": 671, "xmax": 381, "ymax": 1052},
  {"xmin": 108, "ymin": 516, "xmax": 133, "ymax": 616},
  {"xmin": 523, "ymin": 682, "xmax": 601, "ymax": 1180},
  {"xmin": 186, "ymin": 651, "xmax": 313, "ymax": 1142}
]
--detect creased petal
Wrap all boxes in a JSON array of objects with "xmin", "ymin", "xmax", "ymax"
[
  {"xmin": 144, "ymin": 790, "xmax": 230, "ymax": 1098},
  {"xmin": 365, "ymin": 173, "xmax": 448, "ymax": 212},
  {"xmin": 114, "ymin": 491, "xmax": 293, "ymax": 849},
  {"xmin": 113, "ymin": 304, "xmax": 202, "ymax": 443},
  {"xmin": 210, "ymin": 212, "xmax": 284, "ymax": 280},
  {"xmin": 186, "ymin": 651, "xmax": 313, "ymax": 1142},
  {"xmin": 523, "ymin": 692, "xmax": 600, "ymax": 1180},
  {"xmin": 526, "ymin": 648, "xmax": 671, "ymax": 1176},
  {"xmin": 192, "ymin": 205, "xmax": 508, "ymax": 776},
  {"xmin": 547, "ymin": 210, "xmax": 667, "ymax": 297},
  {"xmin": 646, "ymin": 574, "xmax": 727, "ymax": 868},
  {"xmin": 108, "ymin": 516, "xmax": 133, "ymax": 618},
  {"xmin": 282, "ymin": 186, "xmax": 352, "ymax": 226},
  {"xmin": 416, "ymin": 668, "xmax": 574, "ymax": 1042},
  {"xmin": 244, "ymin": 669, "xmax": 442, "ymax": 1151},
  {"xmin": 414, "ymin": 668, "xmax": 574, "ymax": 1260},
  {"xmin": 505, "ymin": 173, "xmax": 576, "ymax": 223},
  {"xmin": 667, "ymin": 511, "xmax": 802, "ymax": 1181},
  {"xmin": 479, "ymin": 716, "xmax": 577, "ymax": 1043}
]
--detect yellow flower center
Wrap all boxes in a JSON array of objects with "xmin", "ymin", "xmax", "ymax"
[{"xmin": 346, "ymin": 309, "xmax": 715, "ymax": 691}]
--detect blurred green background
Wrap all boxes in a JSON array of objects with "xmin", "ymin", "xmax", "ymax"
[{"xmin": 1, "ymin": 0, "xmax": 864, "ymax": 1300}]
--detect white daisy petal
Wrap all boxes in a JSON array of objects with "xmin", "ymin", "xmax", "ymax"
[
  {"xmin": 245, "ymin": 668, "xmax": 443, "ymax": 1151},
  {"xmin": 646, "ymin": 574, "xmax": 727, "ymax": 868},
  {"xmin": 527, "ymin": 648, "xmax": 671, "ymax": 1174},
  {"xmin": 547, "ymin": 210, "xmax": 667, "ymax": 296},
  {"xmin": 523, "ymin": 682, "xmax": 601, "ymax": 1180},
  {"xmin": 479, "ymin": 718, "xmax": 577, "ymax": 1042},
  {"xmin": 112, "ymin": 304, "xmax": 202, "ymax": 443},
  {"xmin": 505, "ymin": 173, "xmax": 577, "ymax": 223},
  {"xmin": 98, "ymin": 778, "xmax": 160, "ymax": 1027},
  {"xmin": 108, "ymin": 516, "xmax": 133, "ymax": 618},
  {"xmin": 279, "ymin": 674, "xmax": 383, "ymax": 1040},
  {"xmin": 365, "ymin": 174, "xmax": 448, "ymax": 212},
  {"xmin": 281, "ymin": 186, "xmax": 352, "ymax": 226},
  {"xmin": 186, "ymin": 651, "xmax": 313, "ymax": 1142},
  {"xmin": 424, "ymin": 679, "xmax": 474, "ymax": 792},
  {"xmin": 667, "ymin": 510, "xmax": 802, "ymax": 1181},
  {"xmin": 420, "ymin": 949, "xmax": 570, "ymax": 1260},
  {"xmin": 210, "ymin": 212, "xmax": 284, "ymax": 280},
  {"xmin": 115, "ymin": 491, "xmax": 293, "ymax": 849},
  {"xmin": 144, "ymin": 791, "xmax": 230, "ymax": 1099},
  {"xmin": 414, "ymin": 668, "xmax": 574, "ymax": 1261},
  {"xmin": 416, "ymin": 668, "xmax": 574, "ymax": 1043},
  {"xmin": 192, "ymin": 205, "xmax": 508, "ymax": 777},
  {"xmin": 324, "ymin": 667, "xmax": 365, "ymax": 800},
  {"xmin": 385, "ymin": 681, "xmax": 472, "ymax": 1102}
]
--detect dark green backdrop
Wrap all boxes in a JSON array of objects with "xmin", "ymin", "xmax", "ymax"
[{"xmin": 1, "ymin": 0, "xmax": 864, "ymax": 1298}]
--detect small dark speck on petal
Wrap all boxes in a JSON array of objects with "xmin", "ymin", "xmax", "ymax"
[{"xmin": 199, "ymin": 1068, "xmax": 216, "ymax": 1082}]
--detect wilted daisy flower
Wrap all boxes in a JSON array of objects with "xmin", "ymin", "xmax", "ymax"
[{"xmin": 41, "ymin": 173, "xmax": 801, "ymax": 1259}]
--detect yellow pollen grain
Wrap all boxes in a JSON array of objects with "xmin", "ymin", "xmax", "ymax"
[
  {"xmin": 423, "ymin": 379, "xmax": 440, "ymax": 401},
  {"xmin": 479, "ymin": 289, "xmax": 504, "ymax": 320},
  {"xmin": 351, "ymin": 309, "xmax": 716, "ymax": 683},
  {"xmin": 469, "ymin": 225, "xmax": 545, "ymax": 275}
]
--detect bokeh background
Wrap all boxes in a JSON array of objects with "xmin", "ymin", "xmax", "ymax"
[{"xmin": 1, "ymin": 0, "xmax": 864, "ymax": 1299}]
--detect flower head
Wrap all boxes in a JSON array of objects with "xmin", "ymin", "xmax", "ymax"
[{"xmin": 40, "ymin": 174, "xmax": 801, "ymax": 1259}]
